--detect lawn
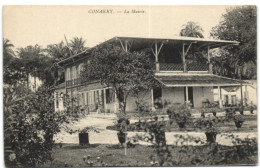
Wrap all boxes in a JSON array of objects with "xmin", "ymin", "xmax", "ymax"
[{"xmin": 43, "ymin": 143, "xmax": 257, "ymax": 167}]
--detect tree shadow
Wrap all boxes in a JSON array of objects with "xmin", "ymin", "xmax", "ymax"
[{"xmin": 62, "ymin": 144, "xmax": 100, "ymax": 150}]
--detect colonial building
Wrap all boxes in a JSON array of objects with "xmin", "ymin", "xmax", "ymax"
[{"xmin": 54, "ymin": 35, "xmax": 249, "ymax": 113}]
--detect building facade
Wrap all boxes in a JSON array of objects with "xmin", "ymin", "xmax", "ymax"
[{"xmin": 54, "ymin": 36, "xmax": 250, "ymax": 113}]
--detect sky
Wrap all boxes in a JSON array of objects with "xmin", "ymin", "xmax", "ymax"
[{"xmin": 3, "ymin": 5, "xmax": 232, "ymax": 50}]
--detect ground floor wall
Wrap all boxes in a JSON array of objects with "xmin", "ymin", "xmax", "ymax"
[
  {"xmin": 193, "ymin": 87, "xmax": 214, "ymax": 108},
  {"xmin": 162, "ymin": 87, "xmax": 214, "ymax": 108},
  {"xmin": 125, "ymin": 90, "xmax": 153, "ymax": 113},
  {"xmin": 55, "ymin": 85, "xmax": 217, "ymax": 112}
]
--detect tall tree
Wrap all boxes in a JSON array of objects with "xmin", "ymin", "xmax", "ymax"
[
  {"xmin": 81, "ymin": 43, "xmax": 156, "ymax": 114},
  {"xmin": 3, "ymin": 38, "xmax": 15, "ymax": 65},
  {"xmin": 17, "ymin": 45, "xmax": 51, "ymax": 85},
  {"xmin": 46, "ymin": 41, "xmax": 71, "ymax": 62},
  {"xmin": 180, "ymin": 21, "xmax": 204, "ymax": 38},
  {"xmin": 179, "ymin": 22, "xmax": 205, "ymax": 64},
  {"xmin": 3, "ymin": 39, "xmax": 27, "ymax": 85},
  {"xmin": 69, "ymin": 37, "xmax": 87, "ymax": 55},
  {"xmin": 211, "ymin": 6, "xmax": 256, "ymax": 79}
]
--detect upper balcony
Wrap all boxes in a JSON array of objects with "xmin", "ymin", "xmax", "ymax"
[
  {"xmin": 159, "ymin": 63, "xmax": 209, "ymax": 72},
  {"xmin": 66, "ymin": 78, "xmax": 82, "ymax": 87}
]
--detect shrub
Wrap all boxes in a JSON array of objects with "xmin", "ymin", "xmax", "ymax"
[
  {"xmin": 233, "ymin": 115, "xmax": 245, "ymax": 128},
  {"xmin": 166, "ymin": 104, "xmax": 191, "ymax": 130},
  {"xmin": 4, "ymin": 85, "xmax": 83, "ymax": 167}
]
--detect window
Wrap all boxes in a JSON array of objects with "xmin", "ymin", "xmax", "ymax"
[
  {"xmin": 66, "ymin": 67, "xmax": 71, "ymax": 81},
  {"xmin": 70, "ymin": 67, "xmax": 73, "ymax": 80}
]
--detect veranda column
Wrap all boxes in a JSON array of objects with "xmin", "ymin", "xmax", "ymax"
[
  {"xmin": 151, "ymin": 89, "xmax": 154, "ymax": 109},
  {"xmin": 182, "ymin": 43, "xmax": 187, "ymax": 72},
  {"xmin": 208, "ymin": 45, "xmax": 213, "ymax": 74},
  {"xmin": 103, "ymin": 88, "xmax": 107, "ymax": 113},
  {"xmin": 114, "ymin": 90, "xmax": 118, "ymax": 113},
  {"xmin": 218, "ymin": 86, "xmax": 223, "ymax": 108},
  {"xmin": 185, "ymin": 86, "xmax": 189, "ymax": 106},
  {"xmin": 245, "ymin": 85, "xmax": 248, "ymax": 105}
]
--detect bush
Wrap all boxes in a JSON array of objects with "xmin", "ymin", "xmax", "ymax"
[
  {"xmin": 166, "ymin": 104, "xmax": 191, "ymax": 130},
  {"xmin": 4, "ymin": 85, "xmax": 83, "ymax": 167}
]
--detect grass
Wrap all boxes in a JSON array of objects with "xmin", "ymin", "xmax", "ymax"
[{"xmin": 42, "ymin": 143, "xmax": 257, "ymax": 167}]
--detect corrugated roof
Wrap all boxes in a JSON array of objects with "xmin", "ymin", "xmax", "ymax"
[
  {"xmin": 115, "ymin": 35, "xmax": 239, "ymax": 45},
  {"xmin": 57, "ymin": 35, "xmax": 239, "ymax": 65},
  {"xmin": 155, "ymin": 74, "xmax": 247, "ymax": 87}
]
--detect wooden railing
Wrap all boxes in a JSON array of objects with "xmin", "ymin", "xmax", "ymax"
[
  {"xmin": 159, "ymin": 63, "xmax": 208, "ymax": 72},
  {"xmin": 74, "ymin": 78, "xmax": 81, "ymax": 86},
  {"xmin": 66, "ymin": 80, "xmax": 73, "ymax": 87},
  {"xmin": 66, "ymin": 78, "xmax": 82, "ymax": 87}
]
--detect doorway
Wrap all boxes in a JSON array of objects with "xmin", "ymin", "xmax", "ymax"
[
  {"xmin": 153, "ymin": 87, "xmax": 163, "ymax": 109},
  {"xmin": 184, "ymin": 87, "xmax": 194, "ymax": 107}
]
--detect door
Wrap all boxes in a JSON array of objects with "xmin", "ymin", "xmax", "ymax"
[{"xmin": 153, "ymin": 87, "xmax": 163, "ymax": 109}]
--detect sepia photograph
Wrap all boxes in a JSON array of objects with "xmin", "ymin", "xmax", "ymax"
[{"xmin": 3, "ymin": 5, "xmax": 257, "ymax": 167}]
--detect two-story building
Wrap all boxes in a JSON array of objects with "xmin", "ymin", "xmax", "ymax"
[{"xmin": 54, "ymin": 35, "xmax": 249, "ymax": 113}]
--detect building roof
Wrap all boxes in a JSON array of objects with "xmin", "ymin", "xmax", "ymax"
[
  {"xmin": 155, "ymin": 74, "xmax": 248, "ymax": 87},
  {"xmin": 113, "ymin": 35, "xmax": 239, "ymax": 50},
  {"xmin": 57, "ymin": 35, "xmax": 239, "ymax": 65}
]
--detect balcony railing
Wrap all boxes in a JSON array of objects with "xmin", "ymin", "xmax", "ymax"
[
  {"xmin": 159, "ymin": 63, "xmax": 208, "ymax": 72},
  {"xmin": 66, "ymin": 80, "xmax": 73, "ymax": 87},
  {"xmin": 74, "ymin": 78, "xmax": 82, "ymax": 86},
  {"xmin": 66, "ymin": 78, "xmax": 82, "ymax": 87}
]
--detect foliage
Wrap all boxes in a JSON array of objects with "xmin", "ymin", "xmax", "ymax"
[
  {"xmin": 180, "ymin": 21, "xmax": 204, "ymax": 38},
  {"xmin": 166, "ymin": 104, "xmax": 192, "ymax": 129},
  {"xmin": 81, "ymin": 43, "xmax": 156, "ymax": 114},
  {"xmin": 233, "ymin": 115, "xmax": 245, "ymax": 122},
  {"xmin": 69, "ymin": 37, "xmax": 88, "ymax": 55},
  {"xmin": 79, "ymin": 126, "xmax": 101, "ymax": 133},
  {"xmin": 4, "ymin": 84, "xmax": 83, "ymax": 167},
  {"xmin": 211, "ymin": 6, "xmax": 257, "ymax": 79},
  {"xmin": 3, "ymin": 38, "xmax": 15, "ymax": 65},
  {"xmin": 131, "ymin": 115, "xmax": 257, "ymax": 166},
  {"xmin": 46, "ymin": 41, "xmax": 72, "ymax": 61},
  {"xmin": 115, "ymin": 113, "xmax": 130, "ymax": 133},
  {"xmin": 3, "ymin": 38, "xmax": 26, "ymax": 85}
]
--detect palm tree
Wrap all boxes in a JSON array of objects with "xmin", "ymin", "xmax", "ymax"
[
  {"xmin": 69, "ymin": 37, "xmax": 87, "ymax": 55},
  {"xmin": 180, "ymin": 21, "xmax": 204, "ymax": 38},
  {"xmin": 46, "ymin": 41, "xmax": 71, "ymax": 61},
  {"xmin": 3, "ymin": 38, "xmax": 15, "ymax": 65}
]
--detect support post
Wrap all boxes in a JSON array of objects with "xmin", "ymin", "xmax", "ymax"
[
  {"xmin": 218, "ymin": 86, "xmax": 223, "ymax": 108},
  {"xmin": 151, "ymin": 89, "xmax": 154, "ymax": 109},
  {"xmin": 245, "ymin": 85, "xmax": 248, "ymax": 106},
  {"xmin": 155, "ymin": 42, "xmax": 159, "ymax": 72},
  {"xmin": 125, "ymin": 40, "xmax": 128, "ymax": 52},
  {"xmin": 124, "ymin": 123, "xmax": 127, "ymax": 156},
  {"xmin": 207, "ymin": 45, "xmax": 213, "ymax": 74},
  {"xmin": 185, "ymin": 86, "xmax": 189, "ymax": 105},
  {"xmin": 240, "ymin": 70, "xmax": 244, "ymax": 108},
  {"xmin": 114, "ymin": 90, "xmax": 118, "ymax": 113},
  {"xmin": 182, "ymin": 43, "xmax": 187, "ymax": 72},
  {"xmin": 151, "ymin": 41, "xmax": 164, "ymax": 73},
  {"xmin": 103, "ymin": 88, "xmax": 107, "ymax": 114}
]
